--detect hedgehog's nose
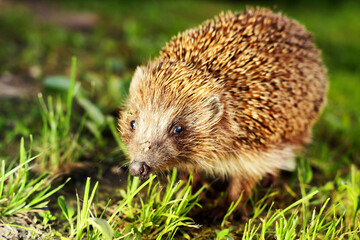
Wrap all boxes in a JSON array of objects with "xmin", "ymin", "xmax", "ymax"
[{"xmin": 129, "ymin": 161, "xmax": 151, "ymax": 178}]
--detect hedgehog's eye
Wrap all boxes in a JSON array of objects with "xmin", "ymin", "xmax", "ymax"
[
  {"xmin": 173, "ymin": 125, "xmax": 182, "ymax": 134},
  {"xmin": 130, "ymin": 120, "xmax": 136, "ymax": 130}
]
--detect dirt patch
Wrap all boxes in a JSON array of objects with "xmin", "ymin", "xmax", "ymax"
[
  {"xmin": 22, "ymin": 1, "xmax": 98, "ymax": 31},
  {"xmin": 0, "ymin": 74, "xmax": 39, "ymax": 98},
  {"xmin": 0, "ymin": 213, "xmax": 57, "ymax": 240}
]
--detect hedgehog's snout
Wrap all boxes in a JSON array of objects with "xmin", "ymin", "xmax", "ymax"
[{"xmin": 129, "ymin": 161, "xmax": 151, "ymax": 178}]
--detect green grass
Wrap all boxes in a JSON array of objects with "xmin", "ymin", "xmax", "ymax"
[
  {"xmin": 36, "ymin": 57, "xmax": 85, "ymax": 171},
  {"xmin": 0, "ymin": 0, "xmax": 359, "ymax": 239},
  {"xmin": 0, "ymin": 137, "xmax": 68, "ymax": 218},
  {"xmin": 54, "ymin": 169, "xmax": 203, "ymax": 240},
  {"xmin": 115, "ymin": 169, "xmax": 204, "ymax": 239},
  {"xmin": 234, "ymin": 165, "xmax": 360, "ymax": 239}
]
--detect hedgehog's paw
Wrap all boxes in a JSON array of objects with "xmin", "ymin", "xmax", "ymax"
[
  {"xmin": 260, "ymin": 172, "xmax": 278, "ymax": 188},
  {"xmin": 219, "ymin": 176, "xmax": 254, "ymax": 221}
]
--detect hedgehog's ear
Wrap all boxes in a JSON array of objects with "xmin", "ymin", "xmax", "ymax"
[
  {"xmin": 205, "ymin": 94, "xmax": 224, "ymax": 125},
  {"xmin": 130, "ymin": 66, "xmax": 145, "ymax": 94}
]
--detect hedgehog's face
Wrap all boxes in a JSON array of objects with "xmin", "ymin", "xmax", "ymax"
[
  {"xmin": 118, "ymin": 63, "xmax": 224, "ymax": 178},
  {"xmin": 119, "ymin": 105, "xmax": 190, "ymax": 178}
]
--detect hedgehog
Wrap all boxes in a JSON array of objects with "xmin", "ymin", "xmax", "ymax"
[{"xmin": 118, "ymin": 8, "xmax": 327, "ymax": 213}]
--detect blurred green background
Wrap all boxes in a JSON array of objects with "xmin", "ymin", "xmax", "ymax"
[{"xmin": 0, "ymin": 0, "xmax": 359, "ymax": 171}]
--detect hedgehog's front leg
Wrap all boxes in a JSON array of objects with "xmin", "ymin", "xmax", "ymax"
[{"xmin": 224, "ymin": 176, "xmax": 256, "ymax": 219}]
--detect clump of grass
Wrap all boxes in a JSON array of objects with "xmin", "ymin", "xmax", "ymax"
[
  {"xmin": 236, "ymin": 189, "xmax": 359, "ymax": 239},
  {"xmin": 337, "ymin": 165, "xmax": 360, "ymax": 227},
  {"xmin": 36, "ymin": 57, "xmax": 85, "ymax": 171},
  {"xmin": 37, "ymin": 57, "xmax": 129, "ymax": 171},
  {"xmin": 57, "ymin": 169, "xmax": 204, "ymax": 240},
  {"xmin": 58, "ymin": 177, "xmax": 109, "ymax": 240},
  {"xmin": 57, "ymin": 175, "xmax": 156, "ymax": 240},
  {"xmin": 0, "ymin": 137, "xmax": 69, "ymax": 217},
  {"xmin": 116, "ymin": 169, "xmax": 205, "ymax": 239},
  {"xmin": 217, "ymin": 163, "xmax": 360, "ymax": 240},
  {"xmin": 216, "ymin": 160, "xmax": 360, "ymax": 239}
]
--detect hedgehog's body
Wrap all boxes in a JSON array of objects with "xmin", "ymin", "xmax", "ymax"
[{"xmin": 119, "ymin": 8, "xmax": 327, "ymax": 210}]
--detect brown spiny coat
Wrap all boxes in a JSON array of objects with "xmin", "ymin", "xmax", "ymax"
[{"xmin": 119, "ymin": 8, "xmax": 327, "ymax": 208}]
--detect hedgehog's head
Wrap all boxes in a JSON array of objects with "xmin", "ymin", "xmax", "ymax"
[{"xmin": 118, "ymin": 60, "xmax": 225, "ymax": 178}]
